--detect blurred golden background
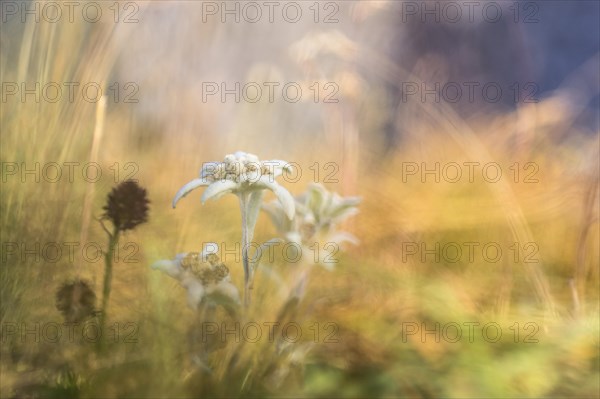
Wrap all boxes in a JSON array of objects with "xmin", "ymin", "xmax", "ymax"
[{"xmin": 1, "ymin": 1, "xmax": 599, "ymax": 398}]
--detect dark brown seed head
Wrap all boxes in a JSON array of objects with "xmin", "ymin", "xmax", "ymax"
[
  {"xmin": 55, "ymin": 280, "xmax": 97, "ymax": 323},
  {"xmin": 103, "ymin": 180, "xmax": 149, "ymax": 232}
]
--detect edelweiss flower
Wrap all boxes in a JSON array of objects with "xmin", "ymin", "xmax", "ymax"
[
  {"xmin": 265, "ymin": 183, "xmax": 360, "ymax": 242},
  {"xmin": 152, "ymin": 243, "xmax": 240, "ymax": 309},
  {"xmin": 263, "ymin": 183, "xmax": 361, "ymax": 269},
  {"xmin": 172, "ymin": 151, "xmax": 295, "ymax": 220},
  {"xmin": 172, "ymin": 151, "xmax": 297, "ymax": 306}
]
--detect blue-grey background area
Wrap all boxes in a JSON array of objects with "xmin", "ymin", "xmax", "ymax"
[
  {"xmin": 1, "ymin": 0, "xmax": 598, "ymax": 146},
  {"xmin": 523, "ymin": 1, "xmax": 599, "ymax": 92},
  {"xmin": 381, "ymin": 0, "xmax": 599, "ymax": 139}
]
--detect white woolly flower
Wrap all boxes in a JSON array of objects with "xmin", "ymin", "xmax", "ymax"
[
  {"xmin": 151, "ymin": 243, "xmax": 240, "ymax": 309},
  {"xmin": 171, "ymin": 151, "xmax": 297, "ymax": 306},
  {"xmin": 172, "ymin": 151, "xmax": 295, "ymax": 220},
  {"xmin": 263, "ymin": 183, "xmax": 361, "ymax": 269}
]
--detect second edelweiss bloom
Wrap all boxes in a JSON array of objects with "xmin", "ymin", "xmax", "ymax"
[
  {"xmin": 172, "ymin": 151, "xmax": 295, "ymax": 219},
  {"xmin": 263, "ymin": 183, "xmax": 361, "ymax": 270},
  {"xmin": 152, "ymin": 243, "xmax": 240, "ymax": 309}
]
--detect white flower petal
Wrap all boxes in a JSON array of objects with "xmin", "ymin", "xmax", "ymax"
[
  {"xmin": 151, "ymin": 259, "xmax": 181, "ymax": 279},
  {"xmin": 200, "ymin": 180, "xmax": 239, "ymax": 203},
  {"xmin": 265, "ymin": 160, "xmax": 293, "ymax": 178},
  {"xmin": 307, "ymin": 183, "xmax": 327, "ymax": 217},
  {"xmin": 329, "ymin": 201, "xmax": 360, "ymax": 223},
  {"xmin": 261, "ymin": 201, "xmax": 292, "ymax": 235},
  {"xmin": 209, "ymin": 280, "xmax": 241, "ymax": 304},
  {"xmin": 173, "ymin": 178, "xmax": 209, "ymax": 208},
  {"xmin": 317, "ymin": 248, "xmax": 336, "ymax": 271},
  {"xmin": 255, "ymin": 177, "xmax": 295, "ymax": 219},
  {"xmin": 182, "ymin": 279, "xmax": 205, "ymax": 309},
  {"xmin": 285, "ymin": 232, "xmax": 302, "ymax": 245},
  {"xmin": 174, "ymin": 253, "xmax": 188, "ymax": 264},
  {"xmin": 274, "ymin": 187, "xmax": 296, "ymax": 220}
]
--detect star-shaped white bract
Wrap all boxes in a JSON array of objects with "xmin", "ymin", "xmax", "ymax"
[
  {"xmin": 264, "ymin": 183, "xmax": 360, "ymax": 241},
  {"xmin": 151, "ymin": 243, "xmax": 240, "ymax": 309},
  {"xmin": 172, "ymin": 151, "xmax": 295, "ymax": 220},
  {"xmin": 263, "ymin": 183, "xmax": 361, "ymax": 269}
]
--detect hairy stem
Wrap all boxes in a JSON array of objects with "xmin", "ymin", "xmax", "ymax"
[
  {"xmin": 239, "ymin": 193, "xmax": 251, "ymax": 307},
  {"xmin": 99, "ymin": 227, "xmax": 119, "ymax": 349}
]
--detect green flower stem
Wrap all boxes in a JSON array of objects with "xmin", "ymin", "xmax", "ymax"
[
  {"xmin": 99, "ymin": 227, "xmax": 120, "ymax": 346},
  {"xmin": 239, "ymin": 192, "xmax": 251, "ymax": 308}
]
